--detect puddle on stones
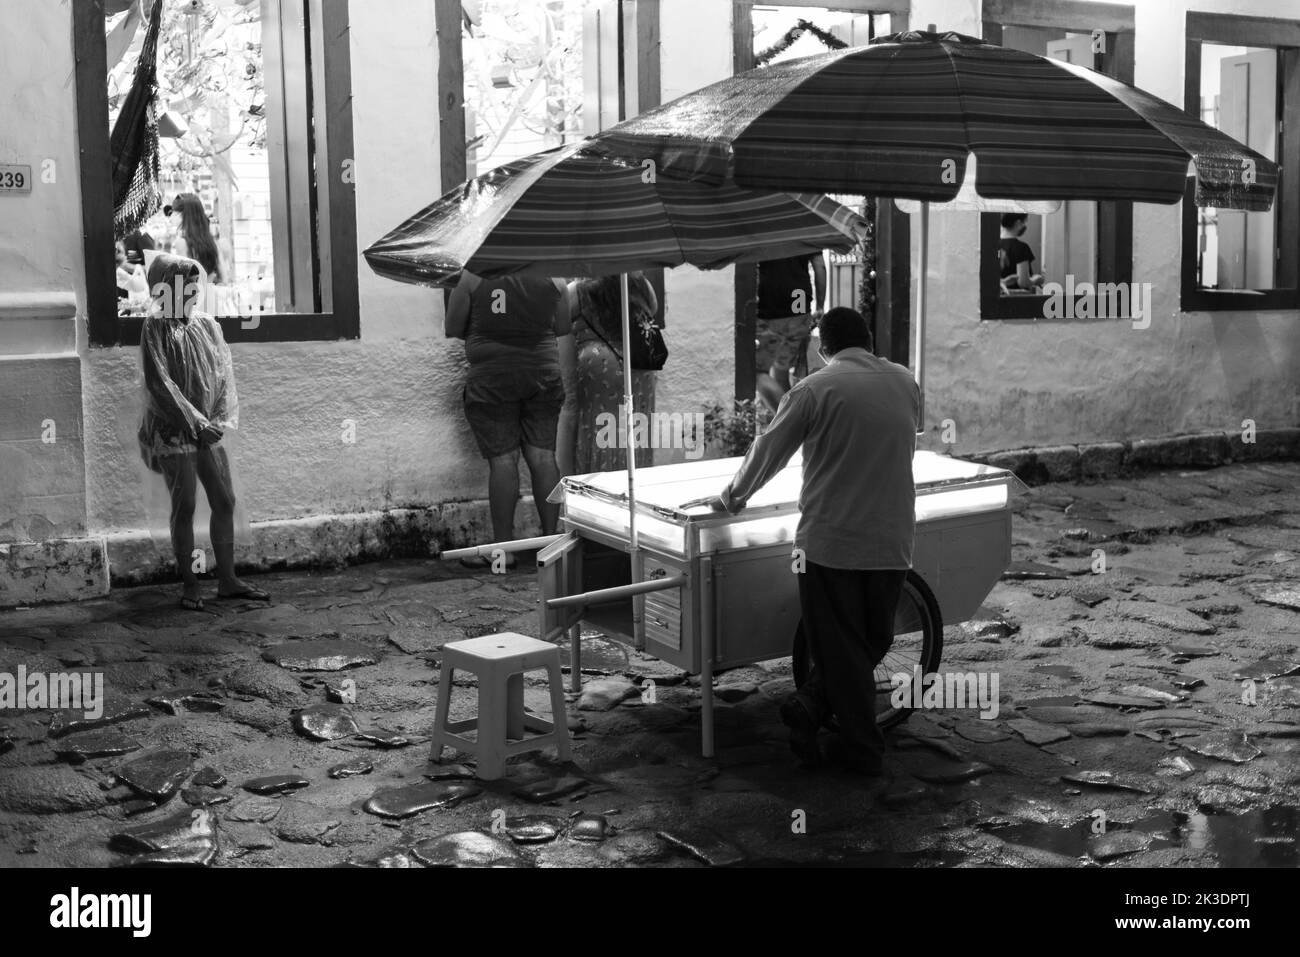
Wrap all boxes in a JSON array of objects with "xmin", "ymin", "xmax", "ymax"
[
  {"xmin": 1031, "ymin": 665, "xmax": 1083, "ymax": 681},
  {"xmin": 1015, "ymin": 695, "xmax": 1085, "ymax": 709},
  {"xmin": 1195, "ymin": 806, "xmax": 1300, "ymax": 867},
  {"xmin": 985, "ymin": 806, "xmax": 1300, "ymax": 866}
]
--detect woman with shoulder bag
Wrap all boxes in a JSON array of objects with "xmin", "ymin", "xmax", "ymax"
[{"xmin": 567, "ymin": 272, "xmax": 666, "ymax": 473}]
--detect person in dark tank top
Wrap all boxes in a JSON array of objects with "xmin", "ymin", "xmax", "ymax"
[
  {"xmin": 999, "ymin": 213, "xmax": 1043, "ymax": 293},
  {"xmin": 446, "ymin": 271, "xmax": 572, "ymax": 567},
  {"xmin": 462, "ymin": 273, "xmax": 564, "ymax": 374}
]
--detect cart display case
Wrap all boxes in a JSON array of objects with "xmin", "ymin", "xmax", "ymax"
[{"xmin": 535, "ymin": 451, "xmax": 1014, "ymax": 755}]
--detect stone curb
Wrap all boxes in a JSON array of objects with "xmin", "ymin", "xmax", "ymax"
[
  {"xmin": 965, "ymin": 428, "xmax": 1300, "ymax": 485},
  {"xmin": 1, "ymin": 499, "xmax": 544, "ymax": 607}
]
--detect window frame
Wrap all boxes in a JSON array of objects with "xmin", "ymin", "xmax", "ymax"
[
  {"xmin": 75, "ymin": 0, "xmax": 358, "ymax": 347},
  {"xmin": 1180, "ymin": 11, "xmax": 1300, "ymax": 313},
  {"xmin": 979, "ymin": 0, "xmax": 1135, "ymax": 322}
]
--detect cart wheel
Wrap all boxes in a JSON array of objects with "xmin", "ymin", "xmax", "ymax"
[{"xmin": 791, "ymin": 570, "xmax": 943, "ymax": 731}]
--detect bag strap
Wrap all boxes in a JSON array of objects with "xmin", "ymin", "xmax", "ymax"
[{"xmin": 584, "ymin": 312, "xmax": 624, "ymax": 364}]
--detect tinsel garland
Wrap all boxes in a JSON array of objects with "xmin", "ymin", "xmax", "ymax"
[
  {"xmin": 755, "ymin": 18, "xmax": 848, "ymax": 65},
  {"xmin": 858, "ymin": 200, "xmax": 877, "ymax": 335}
]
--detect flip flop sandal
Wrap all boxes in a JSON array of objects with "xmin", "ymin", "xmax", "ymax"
[
  {"xmin": 215, "ymin": 586, "xmax": 272, "ymax": 602},
  {"xmin": 458, "ymin": 555, "xmax": 518, "ymax": 571},
  {"xmin": 179, "ymin": 596, "xmax": 205, "ymax": 611}
]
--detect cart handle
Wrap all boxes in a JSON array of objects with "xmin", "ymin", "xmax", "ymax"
[
  {"xmin": 436, "ymin": 534, "xmax": 565, "ymax": 561},
  {"xmin": 545, "ymin": 574, "xmax": 687, "ymax": 610}
]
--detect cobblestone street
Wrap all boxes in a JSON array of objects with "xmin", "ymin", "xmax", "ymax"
[{"xmin": 1, "ymin": 460, "xmax": 1298, "ymax": 868}]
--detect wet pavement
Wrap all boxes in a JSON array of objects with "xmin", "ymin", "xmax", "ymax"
[{"xmin": 1, "ymin": 460, "xmax": 1298, "ymax": 868}]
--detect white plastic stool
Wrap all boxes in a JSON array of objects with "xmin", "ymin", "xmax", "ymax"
[{"xmin": 430, "ymin": 632, "xmax": 571, "ymax": 780}]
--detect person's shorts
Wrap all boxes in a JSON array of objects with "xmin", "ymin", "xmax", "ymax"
[
  {"xmin": 756, "ymin": 315, "xmax": 812, "ymax": 373},
  {"xmin": 464, "ymin": 369, "xmax": 565, "ymax": 458}
]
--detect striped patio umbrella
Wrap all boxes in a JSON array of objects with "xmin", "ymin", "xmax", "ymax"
[
  {"xmin": 363, "ymin": 139, "xmax": 866, "ymax": 286},
  {"xmin": 585, "ymin": 29, "xmax": 1280, "ymax": 416},
  {"xmin": 365, "ymin": 139, "xmax": 866, "ymax": 642},
  {"xmin": 587, "ymin": 29, "xmax": 1278, "ymax": 209}
]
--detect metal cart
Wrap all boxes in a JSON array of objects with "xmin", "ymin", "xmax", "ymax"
[{"xmin": 513, "ymin": 450, "xmax": 1014, "ymax": 756}]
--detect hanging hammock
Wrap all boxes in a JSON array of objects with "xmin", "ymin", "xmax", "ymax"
[{"xmin": 110, "ymin": 0, "xmax": 165, "ymax": 240}]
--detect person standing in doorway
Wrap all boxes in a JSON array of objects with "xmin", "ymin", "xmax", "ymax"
[
  {"xmin": 694, "ymin": 307, "xmax": 919, "ymax": 775},
  {"xmin": 446, "ymin": 271, "xmax": 571, "ymax": 569},
  {"xmin": 755, "ymin": 252, "xmax": 827, "ymax": 412}
]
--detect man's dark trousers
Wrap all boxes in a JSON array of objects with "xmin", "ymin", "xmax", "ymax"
[{"xmin": 795, "ymin": 561, "xmax": 908, "ymax": 761}]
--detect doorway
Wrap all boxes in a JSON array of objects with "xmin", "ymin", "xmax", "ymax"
[{"xmin": 732, "ymin": 3, "xmax": 911, "ymax": 406}]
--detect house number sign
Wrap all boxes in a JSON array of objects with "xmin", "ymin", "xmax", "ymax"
[{"xmin": 0, "ymin": 165, "xmax": 33, "ymax": 193}]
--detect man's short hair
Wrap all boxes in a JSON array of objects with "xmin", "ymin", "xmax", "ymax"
[
  {"xmin": 818, "ymin": 307, "xmax": 872, "ymax": 355},
  {"xmin": 1001, "ymin": 212, "xmax": 1028, "ymax": 229}
]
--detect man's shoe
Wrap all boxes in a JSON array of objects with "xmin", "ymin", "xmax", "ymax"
[
  {"xmin": 779, "ymin": 696, "xmax": 822, "ymax": 769},
  {"xmin": 837, "ymin": 754, "xmax": 884, "ymax": 777},
  {"xmin": 822, "ymin": 733, "xmax": 884, "ymax": 776}
]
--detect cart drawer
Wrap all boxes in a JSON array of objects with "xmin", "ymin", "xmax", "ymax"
[
  {"xmin": 641, "ymin": 556, "xmax": 694, "ymax": 671},
  {"xmin": 644, "ymin": 587, "xmax": 681, "ymax": 651}
]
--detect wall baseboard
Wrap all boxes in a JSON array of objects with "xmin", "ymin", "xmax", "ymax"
[
  {"xmin": 0, "ymin": 537, "xmax": 109, "ymax": 608},
  {"xmin": 1, "ymin": 499, "xmax": 542, "ymax": 608}
]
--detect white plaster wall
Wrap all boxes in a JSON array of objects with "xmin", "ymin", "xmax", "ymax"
[
  {"xmin": 911, "ymin": 0, "xmax": 979, "ymax": 33},
  {"xmin": 0, "ymin": 1, "xmax": 84, "ymax": 303},
  {"xmin": 0, "ymin": 0, "xmax": 87, "ymax": 539},
  {"xmin": 908, "ymin": 0, "xmax": 1300, "ymax": 455},
  {"xmin": 81, "ymin": 0, "xmax": 494, "ymax": 534},
  {"xmin": 655, "ymin": 0, "xmax": 738, "ymax": 461}
]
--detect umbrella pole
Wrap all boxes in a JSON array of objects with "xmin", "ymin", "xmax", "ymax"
[
  {"xmin": 914, "ymin": 200, "xmax": 928, "ymax": 429},
  {"xmin": 621, "ymin": 273, "xmax": 646, "ymax": 648}
]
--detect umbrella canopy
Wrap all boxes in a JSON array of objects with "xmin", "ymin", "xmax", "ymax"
[
  {"xmin": 586, "ymin": 29, "xmax": 1278, "ymax": 212},
  {"xmin": 363, "ymin": 140, "xmax": 866, "ymax": 287}
]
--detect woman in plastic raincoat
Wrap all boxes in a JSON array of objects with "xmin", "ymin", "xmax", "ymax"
[{"xmin": 138, "ymin": 253, "xmax": 269, "ymax": 609}]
